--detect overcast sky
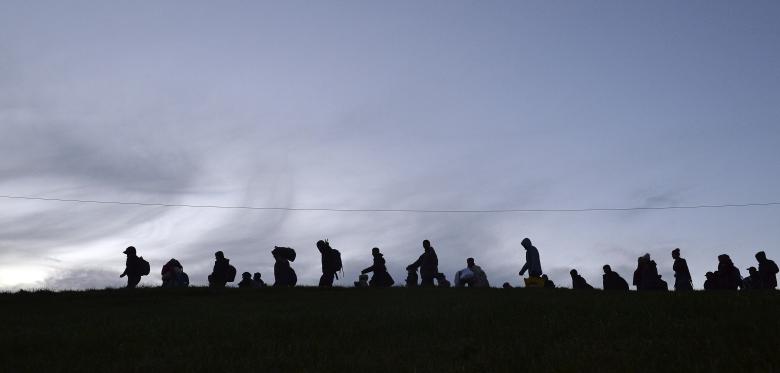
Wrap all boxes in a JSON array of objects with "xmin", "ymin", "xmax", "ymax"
[{"xmin": 1, "ymin": 1, "xmax": 779, "ymax": 290}]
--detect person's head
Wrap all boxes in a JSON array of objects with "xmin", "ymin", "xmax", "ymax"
[
  {"xmin": 756, "ymin": 251, "xmax": 767, "ymax": 261},
  {"xmin": 422, "ymin": 240, "xmax": 431, "ymax": 250},
  {"xmin": 466, "ymin": 258, "xmax": 475, "ymax": 268},
  {"xmin": 521, "ymin": 238, "xmax": 532, "ymax": 249},
  {"xmin": 242, "ymin": 272, "xmax": 251, "ymax": 280},
  {"xmin": 705, "ymin": 271, "xmax": 715, "ymax": 280},
  {"xmin": 642, "ymin": 253, "xmax": 651, "ymax": 261},
  {"xmin": 570, "ymin": 269, "xmax": 578, "ymax": 277},
  {"xmin": 748, "ymin": 267, "xmax": 758, "ymax": 276},
  {"xmin": 123, "ymin": 246, "xmax": 136, "ymax": 256},
  {"xmin": 672, "ymin": 248, "xmax": 680, "ymax": 259},
  {"xmin": 215, "ymin": 251, "xmax": 224, "ymax": 259},
  {"xmin": 253, "ymin": 272, "xmax": 262, "ymax": 280},
  {"xmin": 542, "ymin": 274, "xmax": 549, "ymax": 280},
  {"xmin": 316, "ymin": 240, "xmax": 327, "ymax": 250},
  {"xmin": 718, "ymin": 254, "xmax": 731, "ymax": 265},
  {"xmin": 435, "ymin": 272, "xmax": 446, "ymax": 280},
  {"xmin": 603, "ymin": 265, "xmax": 612, "ymax": 274},
  {"xmin": 372, "ymin": 247, "xmax": 380, "ymax": 256}
]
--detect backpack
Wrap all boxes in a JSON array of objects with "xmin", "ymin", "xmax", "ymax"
[
  {"xmin": 226, "ymin": 264, "xmax": 237, "ymax": 282},
  {"xmin": 138, "ymin": 257, "xmax": 150, "ymax": 276},
  {"xmin": 325, "ymin": 248, "xmax": 343, "ymax": 278}
]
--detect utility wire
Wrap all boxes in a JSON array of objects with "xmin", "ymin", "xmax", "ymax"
[{"xmin": 1, "ymin": 194, "xmax": 779, "ymax": 214}]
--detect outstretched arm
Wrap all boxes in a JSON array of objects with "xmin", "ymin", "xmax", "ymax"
[
  {"xmin": 362, "ymin": 264, "xmax": 376, "ymax": 274},
  {"xmin": 406, "ymin": 257, "xmax": 422, "ymax": 271},
  {"xmin": 519, "ymin": 262, "xmax": 529, "ymax": 276}
]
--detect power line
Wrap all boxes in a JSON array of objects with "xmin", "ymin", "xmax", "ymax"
[{"xmin": 1, "ymin": 194, "xmax": 779, "ymax": 214}]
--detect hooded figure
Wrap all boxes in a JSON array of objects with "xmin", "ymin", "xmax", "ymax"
[
  {"xmin": 361, "ymin": 247, "xmax": 395, "ymax": 288},
  {"xmin": 756, "ymin": 251, "xmax": 779, "ymax": 289},
  {"xmin": 602, "ymin": 265, "xmax": 629, "ymax": 291},
  {"xmin": 120, "ymin": 246, "xmax": 142, "ymax": 289},
  {"xmin": 672, "ymin": 248, "xmax": 693, "ymax": 291},
  {"xmin": 252, "ymin": 273, "xmax": 266, "ymax": 288},
  {"xmin": 703, "ymin": 271, "xmax": 718, "ymax": 290},
  {"xmin": 519, "ymin": 238, "xmax": 542, "ymax": 278},
  {"xmin": 407, "ymin": 240, "xmax": 439, "ymax": 287},
  {"xmin": 717, "ymin": 254, "xmax": 742, "ymax": 290},
  {"xmin": 272, "ymin": 246, "xmax": 298, "ymax": 287}
]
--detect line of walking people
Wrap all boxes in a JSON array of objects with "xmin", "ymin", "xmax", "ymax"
[{"xmin": 119, "ymin": 238, "xmax": 779, "ymax": 292}]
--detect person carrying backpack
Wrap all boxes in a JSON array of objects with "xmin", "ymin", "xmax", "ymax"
[
  {"xmin": 756, "ymin": 251, "xmax": 778, "ymax": 289},
  {"xmin": 120, "ymin": 246, "xmax": 148, "ymax": 288},
  {"xmin": 208, "ymin": 251, "xmax": 235, "ymax": 288},
  {"xmin": 317, "ymin": 240, "xmax": 342, "ymax": 288},
  {"xmin": 361, "ymin": 247, "xmax": 394, "ymax": 288}
]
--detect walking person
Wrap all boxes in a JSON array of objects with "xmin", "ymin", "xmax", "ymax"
[{"xmin": 672, "ymin": 248, "xmax": 693, "ymax": 291}]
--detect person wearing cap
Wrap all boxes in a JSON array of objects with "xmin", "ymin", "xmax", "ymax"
[
  {"xmin": 120, "ymin": 246, "xmax": 142, "ymax": 289},
  {"xmin": 518, "ymin": 238, "xmax": 542, "ymax": 278},
  {"xmin": 756, "ymin": 251, "xmax": 779, "ymax": 289},
  {"xmin": 672, "ymin": 248, "xmax": 693, "ymax": 291},
  {"xmin": 743, "ymin": 267, "xmax": 762, "ymax": 290}
]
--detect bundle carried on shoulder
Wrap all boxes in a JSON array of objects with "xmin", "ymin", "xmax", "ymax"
[{"xmin": 273, "ymin": 246, "xmax": 297, "ymax": 262}]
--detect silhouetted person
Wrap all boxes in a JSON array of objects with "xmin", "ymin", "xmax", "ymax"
[
  {"xmin": 672, "ymin": 248, "xmax": 693, "ymax": 291},
  {"xmin": 455, "ymin": 258, "xmax": 490, "ymax": 287},
  {"xmin": 317, "ymin": 240, "xmax": 342, "ymax": 288},
  {"xmin": 519, "ymin": 238, "xmax": 542, "ymax": 278},
  {"xmin": 542, "ymin": 274, "xmax": 556, "ymax": 288},
  {"xmin": 354, "ymin": 274, "xmax": 369, "ymax": 288},
  {"xmin": 208, "ymin": 251, "xmax": 233, "ymax": 288},
  {"xmin": 743, "ymin": 267, "xmax": 761, "ymax": 290},
  {"xmin": 717, "ymin": 254, "xmax": 742, "ymax": 290},
  {"xmin": 570, "ymin": 269, "xmax": 593, "ymax": 290},
  {"xmin": 120, "ymin": 246, "xmax": 144, "ymax": 289},
  {"xmin": 361, "ymin": 247, "xmax": 394, "ymax": 288},
  {"xmin": 272, "ymin": 246, "xmax": 297, "ymax": 287},
  {"xmin": 161, "ymin": 258, "xmax": 189, "ymax": 288},
  {"xmin": 238, "ymin": 272, "xmax": 253, "ymax": 288},
  {"xmin": 602, "ymin": 265, "xmax": 629, "ymax": 291},
  {"xmin": 704, "ymin": 271, "xmax": 717, "ymax": 290},
  {"xmin": 435, "ymin": 273, "xmax": 451, "ymax": 288},
  {"xmin": 634, "ymin": 254, "xmax": 665, "ymax": 291},
  {"xmin": 407, "ymin": 240, "xmax": 439, "ymax": 287},
  {"xmin": 756, "ymin": 251, "xmax": 778, "ymax": 289},
  {"xmin": 252, "ymin": 273, "xmax": 266, "ymax": 288},
  {"xmin": 406, "ymin": 268, "xmax": 419, "ymax": 288}
]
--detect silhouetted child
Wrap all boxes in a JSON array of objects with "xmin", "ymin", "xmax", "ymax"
[
  {"xmin": 238, "ymin": 272, "xmax": 253, "ymax": 288},
  {"xmin": 570, "ymin": 269, "xmax": 594, "ymax": 290},
  {"xmin": 354, "ymin": 274, "xmax": 369, "ymax": 288},
  {"xmin": 272, "ymin": 246, "xmax": 298, "ymax": 287},
  {"xmin": 406, "ymin": 268, "xmax": 419, "ymax": 288},
  {"xmin": 704, "ymin": 271, "xmax": 717, "ymax": 290},
  {"xmin": 542, "ymin": 274, "xmax": 556, "ymax": 288},
  {"xmin": 743, "ymin": 267, "xmax": 761, "ymax": 290}
]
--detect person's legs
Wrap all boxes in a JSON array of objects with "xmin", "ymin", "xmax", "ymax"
[
  {"xmin": 319, "ymin": 272, "xmax": 335, "ymax": 287},
  {"xmin": 420, "ymin": 274, "xmax": 435, "ymax": 287},
  {"xmin": 127, "ymin": 275, "xmax": 141, "ymax": 289}
]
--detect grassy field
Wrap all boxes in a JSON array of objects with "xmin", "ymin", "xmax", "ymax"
[{"xmin": 1, "ymin": 287, "xmax": 778, "ymax": 372}]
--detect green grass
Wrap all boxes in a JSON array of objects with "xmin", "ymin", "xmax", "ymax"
[{"xmin": 1, "ymin": 287, "xmax": 778, "ymax": 372}]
